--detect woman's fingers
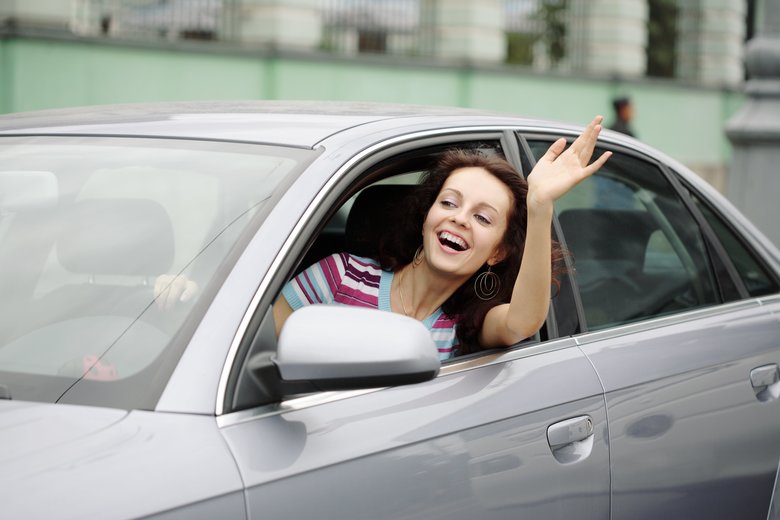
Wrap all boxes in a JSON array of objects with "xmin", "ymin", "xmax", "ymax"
[
  {"xmin": 528, "ymin": 115, "xmax": 611, "ymax": 203},
  {"xmin": 159, "ymin": 276, "xmax": 180, "ymax": 310},
  {"xmin": 179, "ymin": 280, "xmax": 199, "ymax": 303},
  {"xmin": 541, "ymin": 116, "xmax": 604, "ymax": 169},
  {"xmin": 154, "ymin": 275, "xmax": 172, "ymax": 309},
  {"xmin": 569, "ymin": 116, "xmax": 604, "ymax": 164},
  {"xmin": 154, "ymin": 274, "xmax": 198, "ymax": 310},
  {"xmin": 583, "ymin": 150, "xmax": 613, "ymax": 177},
  {"xmin": 540, "ymin": 137, "xmax": 566, "ymax": 163}
]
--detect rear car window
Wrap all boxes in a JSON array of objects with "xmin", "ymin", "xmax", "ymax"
[
  {"xmin": 527, "ymin": 140, "xmax": 720, "ymax": 331},
  {"xmin": 692, "ymin": 195, "xmax": 780, "ymax": 297}
]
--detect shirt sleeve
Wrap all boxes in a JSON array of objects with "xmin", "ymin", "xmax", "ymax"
[{"xmin": 280, "ymin": 253, "xmax": 347, "ymax": 310}]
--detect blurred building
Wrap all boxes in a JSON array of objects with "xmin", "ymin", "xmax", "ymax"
[
  {"xmin": 0, "ymin": 0, "xmax": 768, "ymax": 192},
  {"xmin": 0, "ymin": 0, "xmax": 753, "ymax": 84}
]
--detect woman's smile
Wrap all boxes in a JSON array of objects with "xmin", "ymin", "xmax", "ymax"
[{"xmin": 437, "ymin": 230, "xmax": 469, "ymax": 252}]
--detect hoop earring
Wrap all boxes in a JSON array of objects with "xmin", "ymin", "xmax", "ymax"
[
  {"xmin": 474, "ymin": 265, "xmax": 501, "ymax": 300},
  {"xmin": 413, "ymin": 245, "xmax": 423, "ymax": 267}
]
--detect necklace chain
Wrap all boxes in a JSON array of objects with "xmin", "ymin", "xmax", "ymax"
[{"xmin": 398, "ymin": 268, "xmax": 412, "ymax": 317}]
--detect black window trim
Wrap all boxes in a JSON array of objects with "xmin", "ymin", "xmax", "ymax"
[
  {"xmin": 672, "ymin": 172, "xmax": 780, "ymax": 298},
  {"xmin": 515, "ymin": 131, "xmax": 585, "ymax": 336},
  {"xmin": 657, "ymin": 165, "xmax": 750, "ymax": 301}
]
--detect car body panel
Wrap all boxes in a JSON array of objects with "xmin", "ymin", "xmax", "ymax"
[
  {"xmin": 769, "ymin": 459, "xmax": 780, "ymax": 520},
  {"xmin": 0, "ymin": 401, "xmax": 245, "ymax": 519},
  {"xmin": 221, "ymin": 340, "xmax": 610, "ymax": 519},
  {"xmin": 578, "ymin": 299, "xmax": 780, "ymax": 519},
  {"xmin": 0, "ymin": 101, "xmax": 553, "ymax": 149},
  {"xmin": 0, "ymin": 102, "xmax": 390, "ymax": 147}
]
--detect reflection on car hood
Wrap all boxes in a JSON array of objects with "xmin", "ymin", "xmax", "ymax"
[
  {"xmin": 0, "ymin": 400, "xmax": 244, "ymax": 519},
  {"xmin": 0, "ymin": 399, "xmax": 127, "ymax": 466}
]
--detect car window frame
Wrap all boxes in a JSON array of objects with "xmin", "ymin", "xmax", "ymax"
[
  {"xmin": 670, "ymin": 171, "xmax": 780, "ymax": 300},
  {"xmin": 515, "ymin": 132, "xmax": 583, "ymax": 338},
  {"xmin": 653, "ymin": 163, "xmax": 751, "ymax": 302},
  {"xmin": 223, "ymin": 127, "xmax": 577, "ymax": 415}
]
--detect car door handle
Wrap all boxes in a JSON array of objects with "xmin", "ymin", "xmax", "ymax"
[
  {"xmin": 547, "ymin": 415, "xmax": 595, "ymax": 465},
  {"xmin": 547, "ymin": 415, "xmax": 593, "ymax": 450},
  {"xmin": 750, "ymin": 364, "xmax": 780, "ymax": 402}
]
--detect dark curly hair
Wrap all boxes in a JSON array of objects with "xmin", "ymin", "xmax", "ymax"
[{"xmin": 377, "ymin": 149, "xmax": 566, "ymax": 354}]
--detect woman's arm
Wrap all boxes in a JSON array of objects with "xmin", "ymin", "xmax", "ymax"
[
  {"xmin": 480, "ymin": 116, "xmax": 612, "ymax": 347},
  {"xmin": 273, "ymin": 296, "xmax": 294, "ymax": 336}
]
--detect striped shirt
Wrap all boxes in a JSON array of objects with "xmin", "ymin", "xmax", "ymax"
[{"xmin": 281, "ymin": 253, "xmax": 460, "ymax": 360}]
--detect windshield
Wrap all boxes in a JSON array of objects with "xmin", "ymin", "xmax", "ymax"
[{"xmin": 0, "ymin": 136, "xmax": 315, "ymax": 408}]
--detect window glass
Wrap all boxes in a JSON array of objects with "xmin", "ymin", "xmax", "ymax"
[
  {"xmin": 0, "ymin": 136, "xmax": 314, "ymax": 407},
  {"xmin": 693, "ymin": 195, "xmax": 779, "ymax": 297},
  {"xmin": 528, "ymin": 141, "xmax": 719, "ymax": 330}
]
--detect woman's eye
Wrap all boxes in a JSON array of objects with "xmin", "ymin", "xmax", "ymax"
[
  {"xmin": 440, "ymin": 199, "xmax": 456, "ymax": 208},
  {"xmin": 475, "ymin": 214, "xmax": 492, "ymax": 225}
]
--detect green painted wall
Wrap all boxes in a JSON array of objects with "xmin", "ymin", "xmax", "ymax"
[
  {"xmin": 0, "ymin": 34, "xmax": 744, "ymax": 179},
  {"xmin": 1, "ymin": 38, "xmax": 263, "ymax": 109}
]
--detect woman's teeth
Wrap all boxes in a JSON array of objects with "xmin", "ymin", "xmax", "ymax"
[{"xmin": 439, "ymin": 231, "xmax": 467, "ymax": 251}]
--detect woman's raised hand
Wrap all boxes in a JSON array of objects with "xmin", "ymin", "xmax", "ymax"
[{"xmin": 526, "ymin": 115, "xmax": 612, "ymax": 209}]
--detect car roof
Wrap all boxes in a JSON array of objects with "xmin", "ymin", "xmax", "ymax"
[{"xmin": 0, "ymin": 100, "xmax": 553, "ymax": 148}]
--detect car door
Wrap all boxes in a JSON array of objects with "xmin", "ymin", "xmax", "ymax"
[
  {"xmin": 525, "ymin": 137, "xmax": 780, "ymax": 519},
  {"xmin": 217, "ymin": 131, "xmax": 610, "ymax": 519}
]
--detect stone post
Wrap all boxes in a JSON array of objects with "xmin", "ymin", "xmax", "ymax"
[
  {"xmin": 236, "ymin": 0, "xmax": 321, "ymax": 50},
  {"xmin": 565, "ymin": 0, "xmax": 648, "ymax": 77},
  {"xmin": 725, "ymin": 0, "xmax": 780, "ymax": 246},
  {"xmin": 676, "ymin": 0, "xmax": 746, "ymax": 87},
  {"xmin": 419, "ymin": 0, "xmax": 506, "ymax": 63}
]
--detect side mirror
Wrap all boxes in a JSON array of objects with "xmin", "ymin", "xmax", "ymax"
[{"xmin": 249, "ymin": 305, "xmax": 440, "ymax": 399}]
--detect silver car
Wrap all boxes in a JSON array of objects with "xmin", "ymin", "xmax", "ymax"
[{"xmin": 0, "ymin": 101, "xmax": 778, "ymax": 519}]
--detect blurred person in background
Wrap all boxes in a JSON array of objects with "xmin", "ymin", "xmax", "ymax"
[{"xmin": 609, "ymin": 96, "xmax": 636, "ymax": 137}]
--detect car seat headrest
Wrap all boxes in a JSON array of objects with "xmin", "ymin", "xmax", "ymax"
[
  {"xmin": 558, "ymin": 208, "xmax": 658, "ymax": 266},
  {"xmin": 345, "ymin": 184, "xmax": 416, "ymax": 258},
  {"xmin": 57, "ymin": 199, "xmax": 175, "ymax": 276}
]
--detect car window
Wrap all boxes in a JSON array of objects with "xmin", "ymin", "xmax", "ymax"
[
  {"xmin": 309, "ymin": 140, "xmax": 538, "ymax": 356},
  {"xmin": 230, "ymin": 139, "xmax": 519, "ymax": 411},
  {"xmin": 0, "ymin": 136, "xmax": 315, "ymax": 407},
  {"xmin": 692, "ymin": 194, "xmax": 780, "ymax": 297},
  {"xmin": 298, "ymin": 141, "xmax": 507, "ymax": 279},
  {"xmin": 527, "ymin": 141, "xmax": 720, "ymax": 330}
]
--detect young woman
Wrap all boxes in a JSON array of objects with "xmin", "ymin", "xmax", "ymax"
[{"xmin": 273, "ymin": 116, "xmax": 612, "ymax": 359}]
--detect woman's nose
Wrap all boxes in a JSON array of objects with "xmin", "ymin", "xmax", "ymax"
[{"xmin": 450, "ymin": 209, "xmax": 469, "ymax": 226}]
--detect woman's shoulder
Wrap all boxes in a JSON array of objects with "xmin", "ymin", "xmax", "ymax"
[
  {"xmin": 310, "ymin": 252, "xmax": 384, "ymax": 278},
  {"xmin": 325, "ymin": 252, "xmax": 382, "ymax": 270}
]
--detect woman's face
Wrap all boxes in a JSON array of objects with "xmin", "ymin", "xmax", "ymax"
[{"xmin": 422, "ymin": 166, "xmax": 513, "ymax": 280}]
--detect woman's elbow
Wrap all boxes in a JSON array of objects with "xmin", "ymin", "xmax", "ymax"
[{"xmin": 502, "ymin": 316, "xmax": 545, "ymax": 346}]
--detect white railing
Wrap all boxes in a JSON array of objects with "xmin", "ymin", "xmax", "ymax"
[
  {"xmin": 62, "ymin": 0, "xmax": 654, "ymax": 78},
  {"xmin": 70, "ymin": 0, "xmax": 238, "ymax": 41}
]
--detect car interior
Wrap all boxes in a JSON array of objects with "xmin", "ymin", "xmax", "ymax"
[
  {"xmin": 29, "ymin": 198, "xmax": 175, "ymax": 331},
  {"xmin": 303, "ymin": 138, "xmax": 522, "ymax": 266},
  {"xmin": 298, "ymin": 181, "xmax": 419, "ymax": 275},
  {"xmin": 557, "ymin": 206, "xmax": 690, "ymax": 329}
]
